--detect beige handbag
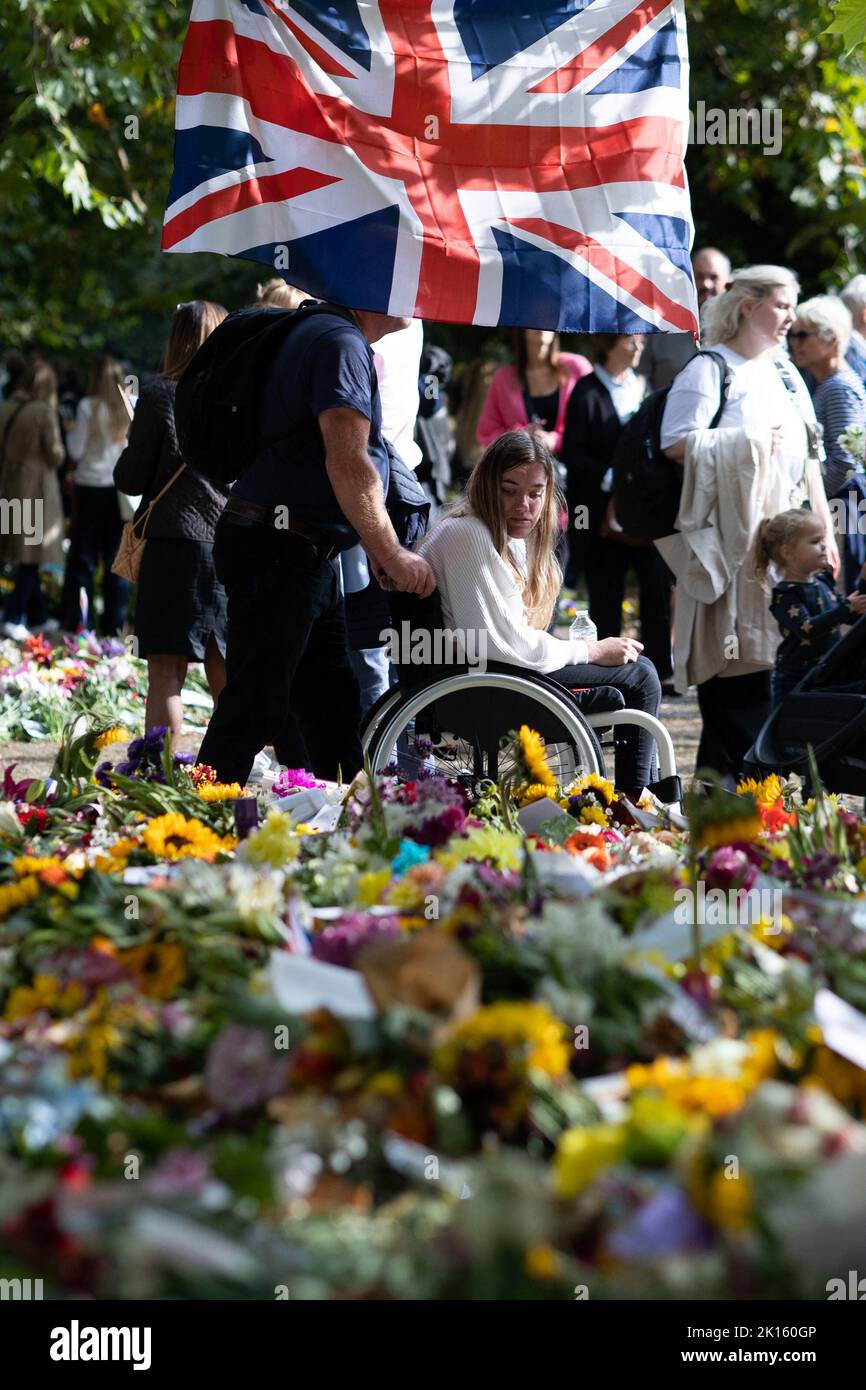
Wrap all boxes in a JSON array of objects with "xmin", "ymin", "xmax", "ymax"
[{"xmin": 111, "ymin": 465, "xmax": 186, "ymax": 583}]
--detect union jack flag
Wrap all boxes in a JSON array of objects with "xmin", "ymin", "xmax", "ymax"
[{"xmin": 162, "ymin": 0, "xmax": 698, "ymax": 334}]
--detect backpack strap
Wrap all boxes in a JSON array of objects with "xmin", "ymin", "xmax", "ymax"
[
  {"xmin": 698, "ymin": 349, "xmax": 733, "ymax": 429},
  {"xmin": 774, "ymin": 357, "xmax": 824, "ymax": 460}
]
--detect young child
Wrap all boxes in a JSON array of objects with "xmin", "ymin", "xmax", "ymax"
[{"xmin": 754, "ymin": 509, "xmax": 866, "ymax": 708}]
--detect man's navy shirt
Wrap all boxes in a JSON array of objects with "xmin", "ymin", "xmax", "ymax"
[{"xmin": 231, "ymin": 311, "xmax": 389, "ymax": 550}]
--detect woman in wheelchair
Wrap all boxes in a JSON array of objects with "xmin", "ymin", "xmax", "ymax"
[{"xmin": 419, "ymin": 429, "xmax": 662, "ymax": 798}]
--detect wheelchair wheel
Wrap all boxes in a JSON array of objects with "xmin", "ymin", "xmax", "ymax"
[{"xmin": 365, "ymin": 670, "xmax": 604, "ymax": 782}]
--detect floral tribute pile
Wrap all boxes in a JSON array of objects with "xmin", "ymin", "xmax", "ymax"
[
  {"xmin": 0, "ymin": 632, "xmax": 212, "ymax": 741},
  {"xmin": 2, "ymin": 720, "xmax": 866, "ymax": 1300}
]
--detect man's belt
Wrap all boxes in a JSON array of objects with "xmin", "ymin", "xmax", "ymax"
[{"xmin": 222, "ymin": 498, "xmax": 340, "ymax": 560}]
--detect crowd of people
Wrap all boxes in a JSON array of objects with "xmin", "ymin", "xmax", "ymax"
[{"xmin": 2, "ymin": 252, "xmax": 866, "ymax": 791}]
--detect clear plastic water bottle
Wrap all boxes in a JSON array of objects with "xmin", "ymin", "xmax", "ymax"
[{"xmin": 569, "ymin": 611, "xmax": 598, "ymax": 646}]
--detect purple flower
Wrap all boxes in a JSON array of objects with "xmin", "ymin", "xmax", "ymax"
[
  {"xmin": 143, "ymin": 1148, "xmax": 211, "ymax": 1198},
  {"xmin": 273, "ymin": 767, "xmax": 327, "ymax": 795},
  {"xmin": 174, "ymin": 752, "xmax": 195, "ymax": 765},
  {"xmin": 606, "ymin": 1186, "xmax": 712, "ymax": 1261},
  {"xmin": 704, "ymin": 845, "xmax": 758, "ymax": 893},
  {"xmin": 310, "ymin": 912, "xmax": 401, "ymax": 969},
  {"xmin": 2, "ymin": 763, "xmax": 36, "ymax": 803},
  {"xmin": 409, "ymin": 803, "xmax": 467, "ymax": 847},
  {"xmin": 204, "ymin": 1024, "xmax": 290, "ymax": 1114},
  {"xmin": 100, "ymin": 638, "xmax": 126, "ymax": 657}
]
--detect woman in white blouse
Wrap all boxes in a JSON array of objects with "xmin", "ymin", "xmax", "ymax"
[
  {"xmin": 660, "ymin": 264, "xmax": 836, "ymax": 779},
  {"xmin": 420, "ymin": 430, "xmax": 662, "ymax": 797},
  {"xmin": 65, "ymin": 354, "xmax": 131, "ymax": 634}
]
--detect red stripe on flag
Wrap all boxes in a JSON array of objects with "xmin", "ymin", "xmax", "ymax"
[
  {"xmin": 529, "ymin": 0, "xmax": 673, "ymax": 94},
  {"xmin": 162, "ymin": 166, "xmax": 339, "ymax": 250},
  {"xmin": 505, "ymin": 216, "xmax": 697, "ymax": 331}
]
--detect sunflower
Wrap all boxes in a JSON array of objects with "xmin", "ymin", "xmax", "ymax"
[
  {"xmin": 94, "ymin": 726, "xmax": 130, "ymax": 750},
  {"xmin": 568, "ymin": 771, "xmax": 618, "ymax": 806},
  {"xmin": 516, "ymin": 726, "xmax": 556, "ymax": 791},
  {"xmin": 195, "ymin": 780, "xmax": 244, "ymax": 803},
  {"xmin": 117, "ymin": 939, "xmax": 186, "ymax": 999},
  {"xmin": 693, "ymin": 816, "xmax": 762, "ymax": 852},
  {"xmin": 0, "ymin": 875, "xmax": 40, "ymax": 920},
  {"xmin": 735, "ymin": 774, "xmax": 783, "ymax": 808},
  {"xmin": 141, "ymin": 812, "xmax": 236, "ymax": 862},
  {"xmin": 516, "ymin": 781, "xmax": 555, "ymax": 808}
]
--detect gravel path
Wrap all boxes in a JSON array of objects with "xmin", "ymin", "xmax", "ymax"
[{"xmin": 1, "ymin": 692, "xmax": 703, "ymax": 786}]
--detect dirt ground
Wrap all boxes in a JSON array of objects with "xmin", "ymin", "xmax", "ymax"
[{"xmin": 1, "ymin": 691, "xmax": 703, "ymax": 785}]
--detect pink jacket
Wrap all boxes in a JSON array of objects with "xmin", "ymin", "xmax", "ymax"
[{"xmin": 476, "ymin": 352, "xmax": 592, "ymax": 453}]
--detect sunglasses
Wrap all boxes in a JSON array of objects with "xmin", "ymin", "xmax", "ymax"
[{"xmin": 787, "ymin": 330, "xmax": 814, "ymax": 342}]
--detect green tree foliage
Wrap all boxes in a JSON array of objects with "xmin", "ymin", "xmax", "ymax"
[
  {"xmin": 0, "ymin": 1, "xmax": 259, "ymax": 363},
  {"xmin": 1, "ymin": 0, "xmax": 866, "ymax": 365},
  {"xmin": 686, "ymin": 0, "xmax": 866, "ymax": 278}
]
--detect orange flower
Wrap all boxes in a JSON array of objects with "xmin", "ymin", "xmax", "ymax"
[
  {"xmin": 759, "ymin": 802, "xmax": 795, "ymax": 833},
  {"xmin": 38, "ymin": 863, "xmax": 68, "ymax": 887},
  {"xmin": 564, "ymin": 829, "xmax": 612, "ymax": 872}
]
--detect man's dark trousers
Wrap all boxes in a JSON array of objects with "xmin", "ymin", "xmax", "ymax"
[{"xmin": 198, "ymin": 518, "xmax": 363, "ymax": 785}]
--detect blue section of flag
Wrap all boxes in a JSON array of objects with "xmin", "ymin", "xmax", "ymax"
[
  {"xmin": 613, "ymin": 211, "xmax": 693, "ymax": 276},
  {"xmin": 167, "ymin": 127, "xmax": 272, "ymax": 206},
  {"xmin": 589, "ymin": 18, "xmax": 680, "ymax": 94},
  {"xmin": 239, "ymin": 0, "xmax": 269, "ymax": 13},
  {"xmin": 243, "ymin": 204, "xmax": 400, "ymax": 307},
  {"xmin": 454, "ymin": 0, "xmax": 588, "ymax": 80},
  {"xmin": 493, "ymin": 227, "xmax": 658, "ymax": 332},
  {"xmin": 286, "ymin": 0, "xmax": 372, "ymax": 71}
]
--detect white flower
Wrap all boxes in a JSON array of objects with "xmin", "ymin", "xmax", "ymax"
[
  {"xmin": 0, "ymin": 802, "xmax": 23, "ymax": 838},
  {"xmin": 227, "ymin": 863, "xmax": 286, "ymax": 920}
]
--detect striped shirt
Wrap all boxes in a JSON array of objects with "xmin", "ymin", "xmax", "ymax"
[{"xmin": 812, "ymin": 366, "xmax": 866, "ymax": 496}]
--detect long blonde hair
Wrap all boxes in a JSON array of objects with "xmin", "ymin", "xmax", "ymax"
[
  {"xmin": 87, "ymin": 354, "xmax": 130, "ymax": 444},
  {"xmin": 449, "ymin": 429, "xmax": 564, "ymax": 627}
]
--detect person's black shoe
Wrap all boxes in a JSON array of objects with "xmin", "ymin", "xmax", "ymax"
[{"xmin": 661, "ymin": 682, "xmax": 683, "ymax": 698}]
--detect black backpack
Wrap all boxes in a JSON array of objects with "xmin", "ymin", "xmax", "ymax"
[
  {"xmin": 173, "ymin": 299, "xmax": 356, "ymax": 484},
  {"xmin": 611, "ymin": 349, "xmax": 731, "ymax": 543}
]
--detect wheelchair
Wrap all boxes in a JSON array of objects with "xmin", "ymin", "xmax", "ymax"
[{"xmin": 360, "ymin": 591, "xmax": 681, "ymax": 802}]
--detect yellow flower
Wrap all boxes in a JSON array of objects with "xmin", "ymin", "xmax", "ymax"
[
  {"xmin": 364, "ymin": 1070, "xmax": 404, "ymax": 1099},
  {"xmin": 356, "ymin": 868, "xmax": 392, "ymax": 906},
  {"xmin": 4, "ymin": 973, "xmax": 85, "ymax": 1022},
  {"xmin": 195, "ymin": 781, "xmax": 243, "ymax": 803},
  {"xmin": 555, "ymin": 1124, "xmax": 626, "ymax": 1199},
  {"xmin": 436, "ymin": 1001, "xmax": 571, "ymax": 1080},
  {"xmin": 241, "ymin": 809, "xmax": 300, "ymax": 867},
  {"xmin": 706, "ymin": 1168, "xmax": 753, "ymax": 1231},
  {"xmin": 517, "ymin": 726, "xmax": 556, "ymax": 791},
  {"xmin": 525, "ymin": 1243, "xmax": 560, "ymax": 1280},
  {"xmin": 735, "ymin": 774, "xmax": 782, "ymax": 808},
  {"xmin": 12, "ymin": 855, "xmax": 68, "ymax": 879},
  {"xmin": 117, "ymin": 939, "xmax": 186, "ymax": 1000},
  {"xmin": 141, "ymin": 812, "xmax": 236, "ymax": 862},
  {"xmin": 516, "ymin": 782, "xmax": 555, "ymax": 807},
  {"xmin": 94, "ymin": 726, "xmax": 130, "ymax": 750},
  {"xmin": 578, "ymin": 804, "xmax": 608, "ymax": 827},
  {"xmin": 568, "ymin": 771, "xmax": 618, "ymax": 806},
  {"xmin": 437, "ymin": 825, "xmax": 524, "ymax": 872},
  {"xmin": 0, "ymin": 874, "xmax": 40, "ymax": 919},
  {"xmin": 693, "ymin": 815, "xmax": 762, "ymax": 852}
]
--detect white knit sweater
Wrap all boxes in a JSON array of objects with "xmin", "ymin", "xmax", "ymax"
[{"xmin": 419, "ymin": 514, "xmax": 588, "ymax": 673}]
